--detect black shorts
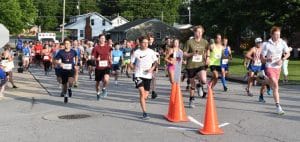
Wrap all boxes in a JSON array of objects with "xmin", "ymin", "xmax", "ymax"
[
  {"xmin": 95, "ymin": 68, "xmax": 110, "ymax": 82},
  {"xmin": 35, "ymin": 54, "xmax": 42, "ymax": 61},
  {"xmin": 61, "ymin": 69, "xmax": 75, "ymax": 84},
  {"xmin": 135, "ymin": 77, "xmax": 152, "ymax": 91},
  {"xmin": 187, "ymin": 66, "xmax": 207, "ymax": 78},
  {"xmin": 87, "ymin": 60, "xmax": 95, "ymax": 66},
  {"xmin": 112, "ymin": 64, "xmax": 120, "ymax": 71},
  {"xmin": 210, "ymin": 65, "xmax": 221, "ymax": 72},
  {"xmin": 55, "ymin": 68, "xmax": 62, "ymax": 77}
]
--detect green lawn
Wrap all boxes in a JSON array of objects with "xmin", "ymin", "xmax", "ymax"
[{"xmin": 229, "ymin": 56, "xmax": 300, "ymax": 84}]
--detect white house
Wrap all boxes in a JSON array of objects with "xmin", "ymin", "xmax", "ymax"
[
  {"xmin": 64, "ymin": 12, "xmax": 113, "ymax": 40},
  {"xmin": 110, "ymin": 15, "xmax": 129, "ymax": 28}
]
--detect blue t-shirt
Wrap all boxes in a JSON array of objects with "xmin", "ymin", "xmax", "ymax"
[
  {"xmin": 123, "ymin": 47, "xmax": 132, "ymax": 60},
  {"xmin": 16, "ymin": 38, "xmax": 23, "ymax": 50},
  {"xmin": 112, "ymin": 50, "xmax": 123, "ymax": 65},
  {"xmin": 22, "ymin": 47, "xmax": 31, "ymax": 56},
  {"xmin": 55, "ymin": 49, "xmax": 77, "ymax": 68}
]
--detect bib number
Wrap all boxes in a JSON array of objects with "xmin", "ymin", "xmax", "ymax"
[
  {"xmin": 222, "ymin": 59, "xmax": 229, "ymax": 64},
  {"xmin": 43, "ymin": 56, "xmax": 49, "ymax": 60},
  {"xmin": 125, "ymin": 52, "xmax": 130, "ymax": 57},
  {"xmin": 215, "ymin": 54, "xmax": 221, "ymax": 59},
  {"xmin": 192, "ymin": 55, "xmax": 202, "ymax": 62},
  {"xmin": 88, "ymin": 55, "xmax": 91, "ymax": 60},
  {"xmin": 62, "ymin": 64, "xmax": 72, "ymax": 70},
  {"xmin": 254, "ymin": 60, "xmax": 262, "ymax": 66},
  {"xmin": 99, "ymin": 60, "xmax": 108, "ymax": 67},
  {"xmin": 113, "ymin": 57, "xmax": 120, "ymax": 63}
]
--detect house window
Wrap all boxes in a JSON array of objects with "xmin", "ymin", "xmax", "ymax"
[
  {"xmin": 91, "ymin": 19, "xmax": 94, "ymax": 26},
  {"xmin": 102, "ymin": 20, "xmax": 106, "ymax": 26},
  {"xmin": 80, "ymin": 30, "xmax": 84, "ymax": 37},
  {"xmin": 155, "ymin": 32, "xmax": 161, "ymax": 39}
]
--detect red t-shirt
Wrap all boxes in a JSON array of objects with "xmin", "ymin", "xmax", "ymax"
[
  {"xmin": 33, "ymin": 45, "xmax": 43, "ymax": 55},
  {"xmin": 92, "ymin": 45, "xmax": 112, "ymax": 70}
]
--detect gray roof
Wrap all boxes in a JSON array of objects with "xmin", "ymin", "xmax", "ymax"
[{"xmin": 108, "ymin": 18, "xmax": 159, "ymax": 32}]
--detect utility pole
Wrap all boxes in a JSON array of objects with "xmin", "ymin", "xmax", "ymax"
[
  {"xmin": 77, "ymin": 0, "xmax": 80, "ymax": 15},
  {"xmin": 161, "ymin": 11, "xmax": 164, "ymax": 22},
  {"xmin": 187, "ymin": 0, "xmax": 191, "ymax": 24},
  {"xmin": 62, "ymin": 0, "xmax": 66, "ymax": 41}
]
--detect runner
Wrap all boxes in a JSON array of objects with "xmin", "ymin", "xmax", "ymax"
[
  {"xmin": 165, "ymin": 39, "xmax": 183, "ymax": 84},
  {"xmin": 32, "ymin": 41, "xmax": 43, "ymax": 67},
  {"xmin": 42, "ymin": 44, "xmax": 52, "ymax": 75},
  {"xmin": 130, "ymin": 36, "xmax": 158, "ymax": 119},
  {"xmin": 121, "ymin": 41, "xmax": 132, "ymax": 78},
  {"xmin": 54, "ymin": 43, "xmax": 65, "ymax": 89},
  {"xmin": 111, "ymin": 44, "xmax": 123, "ymax": 85},
  {"xmin": 220, "ymin": 37, "xmax": 232, "ymax": 91},
  {"xmin": 55, "ymin": 38, "xmax": 78, "ymax": 103},
  {"xmin": 92, "ymin": 34, "xmax": 112, "ymax": 100},
  {"xmin": 261, "ymin": 26, "xmax": 290, "ymax": 115},
  {"xmin": 183, "ymin": 25, "xmax": 209, "ymax": 108},
  {"xmin": 0, "ymin": 61, "xmax": 7, "ymax": 100},
  {"xmin": 281, "ymin": 38, "xmax": 293, "ymax": 83},
  {"xmin": 22, "ymin": 41, "xmax": 31, "ymax": 71},
  {"xmin": 1, "ymin": 45, "xmax": 17, "ymax": 88},
  {"xmin": 85, "ymin": 41, "xmax": 95, "ymax": 79},
  {"xmin": 208, "ymin": 34, "xmax": 224, "ymax": 89},
  {"xmin": 245, "ymin": 37, "xmax": 263, "ymax": 97},
  {"xmin": 148, "ymin": 33, "xmax": 159, "ymax": 99},
  {"xmin": 72, "ymin": 40, "xmax": 82, "ymax": 88}
]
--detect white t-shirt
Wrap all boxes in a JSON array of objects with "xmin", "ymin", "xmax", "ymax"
[
  {"xmin": 131, "ymin": 48, "xmax": 158, "ymax": 79},
  {"xmin": 261, "ymin": 38, "xmax": 289, "ymax": 68}
]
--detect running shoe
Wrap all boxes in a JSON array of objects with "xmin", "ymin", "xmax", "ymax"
[
  {"xmin": 276, "ymin": 105, "xmax": 285, "ymax": 115},
  {"xmin": 258, "ymin": 95, "xmax": 266, "ymax": 103},
  {"xmin": 196, "ymin": 84, "xmax": 203, "ymax": 97},
  {"xmin": 141, "ymin": 112, "xmax": 150, "ymax": 120},
  {"xmin": 13, "ymin": 85, "xmax": 18, "ymax": 89},
  {"xmin": 74, "ymin": 83, "xmax": 78, "ymax": 88},
  {"xmin": 64, "ymin": 96, "xmax": 68, "ymax": 103},
  {"xmin": 60, "ymin": 92, "xmax": 64, "ymax": 97},
  {"xmin": 202, "ymin": 92, "xmax": 207, "ymax": 98},
  {"xmin": 224, "ymin": 86, "xmax": 228, "ymax": 92},
  {"xmin": 267, "ymin": 88, "xmax": 273, "ymax": 96},
  {"xmin": 96, "ymin": 92, "xmax": 100, "ymax": 100},
  {"xmin": 151, "ymin": 91, "xmax": 157, "ymax": 99},
  {"xmin": 189, "ymin": 100, "xmax": 195, "ymax": 108},
  {"xmin": 102, "ymin": 89, "xmax": 108, "ymax": 97},
  {"xmin": 68, "ymin": 88, "xmax": 72, "ymax": 98}
]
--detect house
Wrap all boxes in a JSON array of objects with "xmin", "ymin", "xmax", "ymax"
[
  {"xmin": 110, "ymin": 14, "xmax": 129, "ymax": 28},
  {"xmin": 64, "ymin": 12, "xmax": 113, "ymax": 40},
  {"xmin": 107, "ymin": 18, "xmax": 181, "ymax": 43}
]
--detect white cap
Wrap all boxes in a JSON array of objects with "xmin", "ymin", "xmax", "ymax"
[{"xmin": 255, "ymin": 37, "xmax": 263, "ymax": 44}]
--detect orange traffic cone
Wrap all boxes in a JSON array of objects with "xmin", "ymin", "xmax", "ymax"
[
  {"xmin": 165, "ymin": 83, "xmax": 189, "ymax": 122},
  {"xmin": 199, "ymin": 85, "xmax": 224, "ymax": 135}
]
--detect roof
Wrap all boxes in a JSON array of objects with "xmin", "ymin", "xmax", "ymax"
[
  {"xmin": 110, "ymin": 15, "xmax": 129, "ymax": 23},
  {"xmin": 108, "ymin": 18, "xmax": 160, "ymax": 32},
  {"xmin": 64, "ymin": 12, "xmax": 112, "ymax": 29}
]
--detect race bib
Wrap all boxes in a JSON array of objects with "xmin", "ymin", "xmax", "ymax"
[
  {"xmin": 88, "ymin": 55, "xmax": 91, "ymax": 60},
  {"xmin": 215, "ymin": 54, "xmax": 221, "ymax": 59},
  {"xmin": 192, "ymin": 55, "xmax": 202, "ymax": 62},
  {"xmin": 125, "ymin": 52, "xmax": 130, "ymax": 57},
  {"xmin": 62, "ymin": 64, "xmax": 72, "ymax": 70},
  {"xmin": 254, "ymin": 60, "xmax": 262, "ymax": 66},
  {"xmin": 99, "ymin": 60, "xmax": 108, "ymax": 67},
  {"xmin": 222, "ymin": 59, "xmax": 229, "ymax": 64},
  {"xmin": 113, "ymin": 57, "xmax": 120, "ymax": 62},
  {"xmin": 43, "ymin": 56, "xmax": 49, "ymax": 60},
  {"xmin": 25, "ymin": 53, "xmax": 30, "ymax": 57},
  {"xmin": 31, "ymin": 53, "xmax": 35, "ymax": 56}
]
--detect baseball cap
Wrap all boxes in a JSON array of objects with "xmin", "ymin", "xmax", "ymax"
[{"xmin": 255, "ymin": 37, "xmax": 263, "ymax": 44}]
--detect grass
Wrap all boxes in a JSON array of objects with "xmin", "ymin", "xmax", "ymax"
[{"xmin": 229, "ymin": 56, "xmax": 300, "ymax": 84}]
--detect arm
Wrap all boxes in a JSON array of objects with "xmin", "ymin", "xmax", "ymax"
[
  {"xmin": 183, "ymin": 42, "xmax": 193, "ymax": 58},
  {"xmin": 245, "ymin": 48, "xmax": 254, "ymax": 60},
  {"xmin": 164, "ymin": 48, "xmax": 173, "ymax": 64},
  {"xmin": 228, "ymin": 46, "xmax": 233, "ymax": 60},
  {"xmin": 205, "ymin": 44, "xmax": 210, "ymax": 65}
]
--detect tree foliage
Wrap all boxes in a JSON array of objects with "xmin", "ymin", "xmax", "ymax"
[{"xmin": 0, "ymin": 0, "xmax": 23, "ymax": 34}]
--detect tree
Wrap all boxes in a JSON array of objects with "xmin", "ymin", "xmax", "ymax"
[
  {"xmin": 0, "ymin": 0, "xmax": 23, "ymax": 34},
  {"xmin": 19, "ymin": 0, "xmax": 38, "ymax": 29},
  {"xmin": 35, "ymin": 0, "xmax": 60, "ymax": 31}
]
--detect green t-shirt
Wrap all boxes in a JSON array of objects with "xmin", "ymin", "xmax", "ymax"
[{"xmin": 183, "ymin": 38, "xmax": 209, "ymax": 69}]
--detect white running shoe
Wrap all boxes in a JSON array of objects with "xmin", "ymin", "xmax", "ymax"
[{"xmin": 276, "ymin": 105, "xmax": 285, "ymax": 115}]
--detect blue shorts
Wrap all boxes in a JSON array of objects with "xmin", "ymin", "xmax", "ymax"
[
  {"xmin": 112, "ymin": 64, "xmax": 120, "ymax": 71},
  {"xmin": 248, "ymin": 65, "xmax": 262, "ymax": 73},
  {"xmin": 221, "ymin": 64, "xmax": 229, "ymax": 71}
]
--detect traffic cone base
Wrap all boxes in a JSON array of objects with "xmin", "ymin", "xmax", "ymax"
[
  {"xmin": 199, "ymin": 84, "xmax": 224, "ymax": 135},
  {"xmin": 165, "ymin": 83, "xmax": 189, "ymax": 123}
]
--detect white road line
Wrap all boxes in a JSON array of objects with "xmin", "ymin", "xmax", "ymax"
[
  {"xmin": 167, "ymin": 127, "xmax": 197, "ymax": 131},
  {"xmin": 219, "ymin": 122, "xmax": 230, "ymax": 128},
  {"xmin": 188, "ymin": 116, "xmax": 203, "ymax": 127}
]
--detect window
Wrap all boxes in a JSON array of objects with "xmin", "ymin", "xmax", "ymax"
[
  {"xmin": 155, "ymin": 32, "xmax": 161, "ymax": 39},
  {"xmin": 91, "ymin": 19, "xmax": 94, "ymax": 26},
  {"xmin": 80, "ymin": 30, "xmax": 84, "ymax": 37},
  {"xmin": 102, "ymin": 20, "xmax": 106, "ymax": 26}
]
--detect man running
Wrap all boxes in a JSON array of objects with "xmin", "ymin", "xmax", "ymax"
[
  {"xmin": 92, "ymin": 34, "xmax": 112, "ymax": 100},
  {"xmin": 130, "ymin": 36, "xmax": 158, "ymax": 119},
  {"xmin": 42, "ymin": 44, "xmax": 52, "ymax": 75},
  {"xmin": 261, "ymin": 26, "xmax": 290, "ymax": 115},
  {"xmin": 148, "ymin": 34, "xmax": 159, "ymax": 99},
  {"xmin": 220, "ymin": 37, "xmax": 232, "ymax": 91},
  {"xmin": 55, "ymin": 38, "xmax": 78, "ymax": 103},
  {"xmin": 85, "ymin": 41, "xmax": 95, "ymax": 79},
  {"xmin": 32, "ymin": 41, "xmax": 43, "ymax": 67},
  {"xmin": 183, "ymin": 25, "xmax": 209, "ymax": 108},
  {"xmin": 22, "ymin": 41, "xmax": 31, "ymax": 71},
  {"xmin": 72, "ymin": 40, "xmax": 82, "ymax": 88},
  {"xmin": 121, "ymin": 41, "xmax": 132, "ymax": 78},
  {"xmin": 111, "ymin": 44, "xmax": 123, "ymax": 85},
  {"xmin": 245, "ymin": 38, "xmax": 263, "ymax": 97}
]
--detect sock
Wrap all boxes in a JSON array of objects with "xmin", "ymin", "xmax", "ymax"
[
  {"xmin": 221, "ymin": 77, "xmax": 227, "ymax": 87},
  {"xmin": 275, "ymin": 103, "xmax": 280, "ymax": 107},
  {"xmin": 266, "ymin": 85, "xmax": 270, "ymax": 90},
  {"xmin": 190, "ymin": 96, "xmax": 195, "ymax": 101}
]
